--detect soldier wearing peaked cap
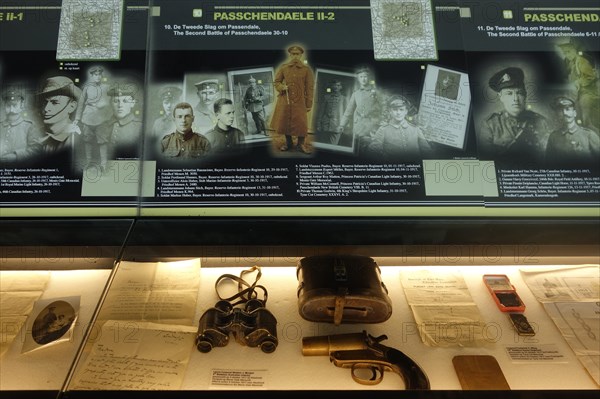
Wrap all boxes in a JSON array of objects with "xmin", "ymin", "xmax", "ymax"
[
  {"xmin": 32, "ymin": 76, "xmax": 81, "ymax": 155},
  {"xmin": 195, "ymin": 79, "xmax": 219, "ymax": 91},
  {"xmin": 75, "ymin": 65, "xmax": 112, "ymax": 170},
  {"xmin": 152, "ymin": 86, "xmax": 182, "ymax": 139},
  {"xmin": 338, "ymin": 65, "xmax": 382, "ymax": 157},
  {"xmin": 243, "ymin": 75, "xmax": 267, "ymax": 136},
  {"xmin": 271, "ymin": 44, "xmax": 314, "ymax": 154},
  {"xmin": 574, "ymin": 52, "xmax": 600, "ymax": 133},
  {"xmin": 546, "ymin": 96, "xmax": 599, "ymax": 164},
  {"xmin": 194, "ymin": 78, "xmax": 222, "ymax": 134},
  {"xmin": 0, "ymin": 86, "xmax": 42, "ymax": 162},
  {"xmin": 95, "ymin": 81, "xmax": 143, "ymax": 170},
  {"xmin": 287, "ymin": 45, "xmax": 304, "ymax": 54},
  {"xmin": 89, "ymin": 65, "xmax": 104, "ymax": 74},
  {"xmin": 159, "ymin": 86, "xmax": 182, "ymax": 101},
  {"xmin": 316, "ymin": 78, "xmax": 347, "ymax": 145},
  {"xmin": 488, "ymin": 67, "xmax": 525, "ymax": 92},
  {"xmin": 2, "ymin": 87, "xmax": 25, "ymax": 101},
  {"xmin": 478, "ymin": 66, "xmax": 550, "ymax": 162},
  {"xmin": 368, "ymin": 94, "xmax": 433, "ymax": 161},
  {"xmin": 107, "ymin": 84, "xmax": 139, "ymax": 98},
  {"xmin": 556, "ymin": 38, "xmax": 581, "ymax": 83}
]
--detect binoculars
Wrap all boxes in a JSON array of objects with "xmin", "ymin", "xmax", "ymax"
[{"xmin": 196, "ymin": 299, "xmax": 278, "ymax": 354}]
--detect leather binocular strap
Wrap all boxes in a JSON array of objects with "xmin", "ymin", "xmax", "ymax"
[{"xmin": 215, "ymin": 266, "xmax": 268, "ymax": 306}]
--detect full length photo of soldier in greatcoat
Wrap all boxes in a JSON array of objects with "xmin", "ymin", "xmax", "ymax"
[{"xmin": 270, "ymin": 45, "xmax": 315, "ymax": 154}]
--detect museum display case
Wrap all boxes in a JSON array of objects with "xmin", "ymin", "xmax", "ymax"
[
  {"xmin": 2, "ymin": 223, "xmax": 599, "ymax": 398},
  {"xmin": 1, "ymin": 0, "xmax": 598, "ymax": 397}
]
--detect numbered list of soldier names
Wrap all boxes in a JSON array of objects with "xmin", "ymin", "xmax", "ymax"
[
  {"xmin": 154, "ymin": 164, "xmax": 424, "ymax": 202},
  {"xmin": 156, "ymin": 167, "xmax": 289, "ymax": 200},
  {"xmin": 296, "ymin": 164, "xmax": 423, "ymax": 199},
  {"xmin": 497, "ymin": 168, "xmax": 600, "ymax": 199}
]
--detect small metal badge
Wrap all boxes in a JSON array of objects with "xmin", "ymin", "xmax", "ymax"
[{"xmin": 333, "ymin": 258, "xmax": 348, "ymax": 282}]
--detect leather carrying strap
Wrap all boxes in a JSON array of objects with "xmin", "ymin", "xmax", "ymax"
[
  {"xmin": 333, "ymin": 288, "xmax": 348, "ymax": 325},
  {"xmin": 215, "ymin": 265, "xmax": 268, "ymax": 306}
]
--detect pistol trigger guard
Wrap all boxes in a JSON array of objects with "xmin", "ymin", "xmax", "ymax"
[{"xmin": 350, "ymin": 362, "xmax": 384, "ymax": 385}]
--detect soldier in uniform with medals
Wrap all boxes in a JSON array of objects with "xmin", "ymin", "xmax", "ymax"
[{"xmin": 478, "ymin": 67, "xmax": 550, "ymax": 163}]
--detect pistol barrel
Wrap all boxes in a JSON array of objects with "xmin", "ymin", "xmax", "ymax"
[{"xmin": 302, "ymin": 332, "xmax": 368, "ymax": 356}]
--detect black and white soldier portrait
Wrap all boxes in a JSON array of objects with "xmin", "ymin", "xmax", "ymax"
[
  {"xmin": 204, "ymin": 97, "xmax": 246, "ymax": 156},
  {"xmin": 546, "ymin": 95, "xmax": 599, "ymax": 165},
  {"xmin": 0, "ymin": 84, "xmax": 42, "ymax": 162},
  {"xmin": 183, "ymin": 73, "xmax": 228, "ymax": 135},
  {"xmin": 32, "ymin": 76, "xmax": 81, "ymax": 159},
  {"xmin": 31, "ymin": 300, "xmax": 76, "ymax": 345},
  {"xmin": 434, "ymin": 69, "xmax": 460, "ymax": 101},
  {"xmin": 227, "ymin": 67, "xmax": 274, "ymax": 143},
  {"xmin": 367, "ymin": 94, "xmax": 433, "ymax": 161},
  {"xmin": 477, "ymin": 65, "xmax": 550, "ymax": 163},
  {"xmin": 101, "ymin": 79, "xmax": 144, "ymax": 164},
  {"xmin": 151, "ymin": 84, "xmax": 182, "ymax": 140},
  {"xmin": 74, "ymin": 65, "xmax": 113, "ymax": 171},
  {"xmin": 312, "ymin": 68, "xmax": 355, "ymax": 153},
  {"xmin": 244, "ymin": 76, "xmax": 267, "ymax": 136},
  {"xmin": 554, "ymin": 38, "xmax": 599, "ymax": 133},
  {"xmin": 160, "ymin": 102, "xmax": 211, "ymax": 159},
  {"xmin": 337, "ymin": 65, "xmax": 383, "ymax": 157}
]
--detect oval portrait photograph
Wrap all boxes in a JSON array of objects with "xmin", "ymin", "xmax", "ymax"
[{"xmin": 31, "ymin": 300, "xmax": 76, "ymax": 345}]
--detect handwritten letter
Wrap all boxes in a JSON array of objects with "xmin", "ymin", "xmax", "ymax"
[{"xmin": 69, "ymin": 320, "xmax": 197, "ymax": 390}]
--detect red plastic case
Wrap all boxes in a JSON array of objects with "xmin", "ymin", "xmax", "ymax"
[{"xmin": 482, "ymin": 274, "xmax": 526, "ymax": 313}]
